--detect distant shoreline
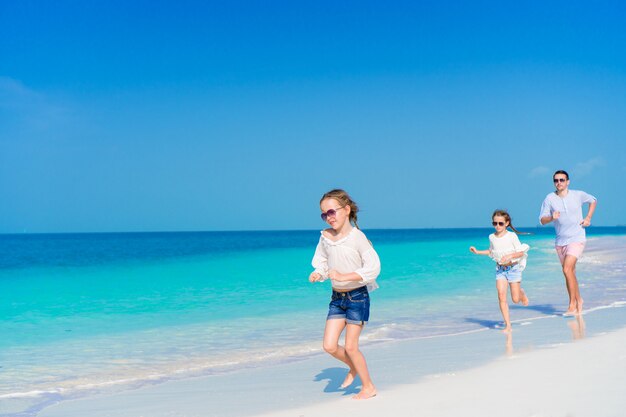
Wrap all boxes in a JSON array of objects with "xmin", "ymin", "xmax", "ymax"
[{"xmin": 2, "ymin": 225, "xmax": 626, "ymax": 236}]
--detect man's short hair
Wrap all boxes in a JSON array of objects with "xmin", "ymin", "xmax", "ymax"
[{"xmin": 553, "ymin": 170, "xmax": 569, "ymax": 180}]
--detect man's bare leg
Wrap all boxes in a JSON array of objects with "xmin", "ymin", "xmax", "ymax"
[{"xmin": 562, "ymin": 255, "xmax": 583, "ymax": 315}]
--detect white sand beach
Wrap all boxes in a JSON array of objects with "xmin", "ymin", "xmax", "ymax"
[
  {"xmin": 37, "ymin": 305, "xmax": 626, "ymax": 417},
  {"xmin": 251, "ymin": 324, "xmax": 626, "ymax": 417}
]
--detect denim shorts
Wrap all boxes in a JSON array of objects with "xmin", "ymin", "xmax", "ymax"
[
  {"xmin": 495, "ymin": 264, "xmax": 522, "ymax": 283},
  {"xmin": 327, "ymin": 286, "xmax": 370, "ymax": 325}
]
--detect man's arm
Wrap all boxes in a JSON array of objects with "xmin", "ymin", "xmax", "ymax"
[
  {"xmin": 539, "ymin": 197, "xmax": 557, "ymax": 225},
  {"xmin": 581, "ymin": 200, "xmax": 597, "ymax": 227},
  {"xmin": 541, "ymin": 211, "xmax": 560, "ymax": 225}
]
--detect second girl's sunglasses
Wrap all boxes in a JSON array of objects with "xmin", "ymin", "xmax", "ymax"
[
  {"xmin": 492, "ymin": 221, "xmax": 506, "ymax": 226},
  {"xmin": 321, "ymin": 206, "xmax": 345, "ymax": 221}
]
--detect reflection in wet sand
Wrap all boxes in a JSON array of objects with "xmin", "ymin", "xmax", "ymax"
[
  {"xmin": 505, "ymin": 331, "xmax": 513, "ymax": 356},
  {"xmin": 567, "ymin": 314, "xmax": 586, "ymax": 340}
]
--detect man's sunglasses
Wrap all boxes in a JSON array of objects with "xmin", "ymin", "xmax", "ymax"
[
  {"xmin": 321, "ymin": 206, "xmax": 345, "ymax": 221},
  {"xmin": 553, "ymin": 178, "xmax": 567, "ymax": 183}
]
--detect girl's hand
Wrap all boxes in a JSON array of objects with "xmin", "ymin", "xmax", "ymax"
[
  {"xmin": 500, "ymin": 254, "xmax": 511, "ymax": 263},
  {"xmin": 580, "ymin": 217, "xmax": 591, "ymax": 227},
  {"xmin": 552, "ymin": 211, "xmax": 561, "ymax": 220},
  {"xmin": 309, "ymin": 272, "xmax": 322, "ymax": 283},
  {"xmin": 328, "ymin": 270, "xmax": 344, "ymax": 281},
  {"xmin": 469, "ymin": 246, "xmax": 478, "ymax": 254}
]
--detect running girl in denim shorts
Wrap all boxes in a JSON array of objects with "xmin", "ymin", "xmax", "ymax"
[
  {"xmin": 470, "ymin": 209, "xmax": 530, "ymax": 333},
  {"xmin": 309, "ymin": 189, "xmax": 380, "ymax": 400}
]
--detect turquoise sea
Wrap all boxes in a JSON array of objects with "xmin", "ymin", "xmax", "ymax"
[{"xmin": 2, "ymin": 227, "xmax": 626, "ymax": 416}]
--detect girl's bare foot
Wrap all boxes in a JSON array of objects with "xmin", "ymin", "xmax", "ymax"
[
  {"xmin": 521, "ymin": 290, "xmax": 529, "ymax": 306},
  {"xmin": 563, "ymin": 308, "xmax": 576, "ymax": 316},
  {"xmin": 502, "ymin": 326, "xmax": 512, "ymax": 334},
  {"xmin": 340, "ymin": 371, "xmax": 355, "ymax": 389},
  {"xmin": 352, "ymin": 387, "xmax": 377, "ymax": 400}
]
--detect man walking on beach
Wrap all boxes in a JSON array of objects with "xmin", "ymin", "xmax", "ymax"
[{"xmin": 539, "ymin": 170, "xmax": 597, "ymax": 315}]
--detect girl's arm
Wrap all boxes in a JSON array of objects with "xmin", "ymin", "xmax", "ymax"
[
  {"xmin": 499, "ymin": 250, "xmax": 526, "ymax": 263},
  {"xmin": 310, "ymin": 238, "xmax": 328, "ymax": 282},
  {"xmin": 500, "ymin": 235, "xmax": 528, "ymax": 263},
  {"xmin": 329, "ymin": 249, "xmax": 381, "ymax": 282},
  {"xmin": 328, "ymin": 270, "xmax": 362, "ymax": 282},
  {"xmin": 330, "ymin": 235, "xmax": 381, "ymax": 283},
  {"xmin": 469, "ymin": 246, "xmax": 491, "ymax": 255}
]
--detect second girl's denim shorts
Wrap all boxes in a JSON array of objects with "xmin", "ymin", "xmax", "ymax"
[
  {"xmin": 327, "ymin": 286, "xmax": 370, "ymax": 325},
  {"xmin": 495, "ymin": 264, "xmax": 522, "ymax": 283}
]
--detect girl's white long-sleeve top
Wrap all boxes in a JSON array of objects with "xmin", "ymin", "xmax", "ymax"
[
  {"xmin": 489, "ymin": 231, "xmax": 530, "ymax": 271},
  {"xmin": 311, "ymin": 227, "xmax": 381, "ymax": 292}
]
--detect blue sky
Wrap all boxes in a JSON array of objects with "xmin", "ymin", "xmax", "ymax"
[{"xmin": 1, "ymin": 1, "xmax": 625, "ymax": 233}]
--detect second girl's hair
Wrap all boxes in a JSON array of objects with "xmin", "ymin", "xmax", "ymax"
[
  {"xmin": 492, "ymin": 209, "xmax": 530, "ymax": 235},
  {"xmin": 320, "ymin": 189, "xmax": 361, "ymax": 229}
]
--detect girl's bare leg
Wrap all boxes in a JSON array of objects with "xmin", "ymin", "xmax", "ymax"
[
  {"xmin": 344, "ymin": 323, "xmax": 377, "ymax": 399},
  {"xmin": 496, "ymin": 280, "xmax": 512, "ymax": 333},
  {"xmin": 509, "ymin": 282, "xmax": 529, "ymax": 306},
  {"xmin": 322, "ymin": 319, "xmax": 357, "ymax": 388}
]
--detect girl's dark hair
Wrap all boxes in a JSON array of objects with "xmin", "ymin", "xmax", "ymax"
[
  {"xmin": 320, "ymin": 189, "xmax": 361, "ymax": 229},
  {"xmin": 553, "ymin": 170, "xmax": 569, "ymax": 180},
  {"xmin": 492, "ymin": 209, "xmax": 531, "ymax": 235}
]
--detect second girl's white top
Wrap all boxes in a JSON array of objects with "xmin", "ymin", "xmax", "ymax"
[
  {"xmin": 311, "ymin": 227, "xmax": 381, "ymax": 292},
  {"xmin": 489, "ymin": 231, "xmax": 530, "ymax": 271}
]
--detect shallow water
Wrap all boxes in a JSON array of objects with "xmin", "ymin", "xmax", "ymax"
[{"xmin": 1, "ymin": 227, "xmax": 625, "ymax": 415}]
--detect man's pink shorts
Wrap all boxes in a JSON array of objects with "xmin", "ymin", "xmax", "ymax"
[{"xmin": 556, "ymin": 242, "xmax": 586, "ymax": 264}]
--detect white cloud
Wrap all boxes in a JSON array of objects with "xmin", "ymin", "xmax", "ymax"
[
  {"xmin": 0, "ymin": 76, "xmax": 42, "ymax": 108},
  {"xmin": 528, "ymin": 166, "xmax": 550, "ymax": 178},
  {"xmin": 0, "ymin": 76, "xmax": 35, "ymax": 93},
  {"xmin": 573, "ymin": 157, "xmax": 605, "ymax": 178},
  {"xmin": 0, "ymin": 76, "xmax": 72, "ymax": 133}
]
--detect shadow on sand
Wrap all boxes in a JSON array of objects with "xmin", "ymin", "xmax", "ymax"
[
  {"xmin": 314, "ymin": 367, "xmax": 360, "ymax": 395},
  {"xmin": 465, "ymin": 303, "xmax": 561, "ymax": 330},
  {"xmin": 517, "ymin": 303, "xmax": 560, "ymax": 315},
  {"xmin": 464, "ymin": 317, "xmax": 502, "ymax": 329}
]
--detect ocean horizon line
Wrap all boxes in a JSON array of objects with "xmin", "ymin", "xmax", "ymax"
[{"xmin": 2, "ymin": 225, "xmax": 625, "ymax": 237}]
